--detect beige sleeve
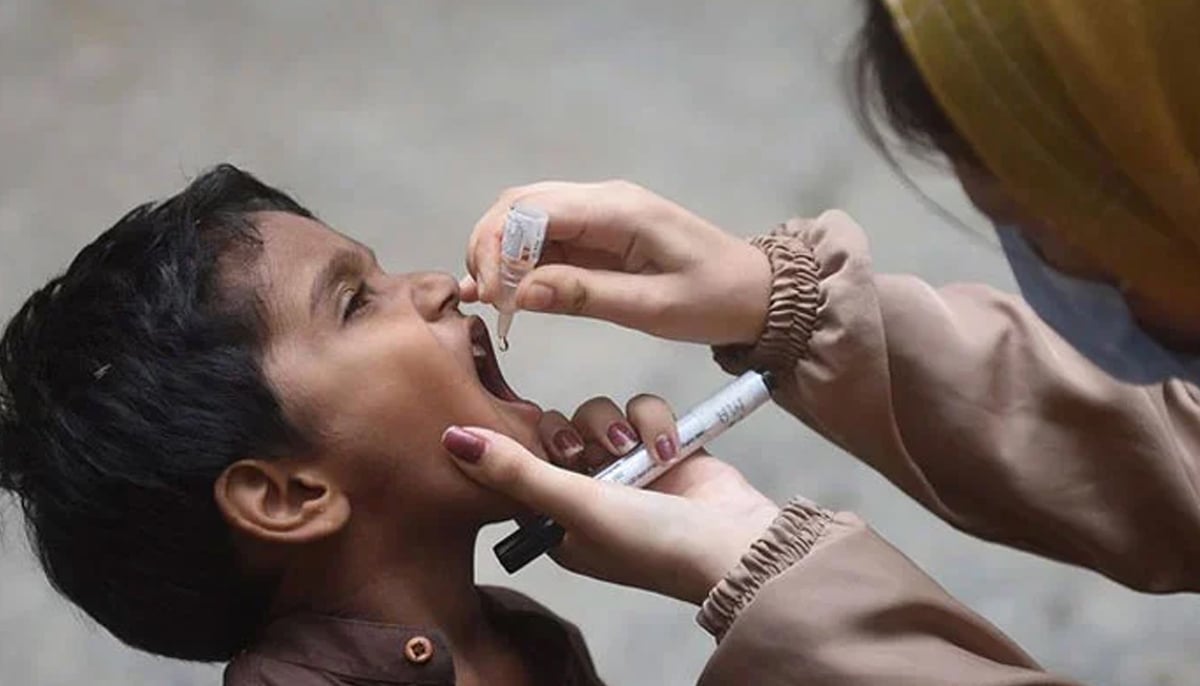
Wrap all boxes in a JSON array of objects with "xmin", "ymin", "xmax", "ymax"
[
  {"xmin": 697, "ymin": 500, "xmax": 1076, "ymax": 685},
  {"xmin": 713, "ymin": 210, "xmax": 1200, "ymax": 592}
]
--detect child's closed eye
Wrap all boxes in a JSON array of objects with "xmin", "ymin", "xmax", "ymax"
[{"xmin": 341, "ymin": 284, "xmax": 372, "ymax": 322}]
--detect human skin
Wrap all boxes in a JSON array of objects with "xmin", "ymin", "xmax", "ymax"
[
  {"xmin": 210, "ymin": 212, "xmax": 773, "ymax": 684},
  {"xmin": 214, "ymin": 212, "xmax": 550, "ymax": 685}
]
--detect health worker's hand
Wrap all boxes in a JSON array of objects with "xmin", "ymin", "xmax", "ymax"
[
  {"xmin": 441, "ymin": 393, "xmax": 779, "ymax": 605},
  {"xmin": 462, "ymin": 181, "xmax": 772, "ymax": 346}
]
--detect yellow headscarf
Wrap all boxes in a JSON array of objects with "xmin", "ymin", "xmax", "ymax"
[{"xmin": 885, "ymin": 0, "xmax": 1200, "ymax": 304}]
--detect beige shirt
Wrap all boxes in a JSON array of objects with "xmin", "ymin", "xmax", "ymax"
[{"xmin": 695, "ymin": 211, "xmax": 1200, "ymax": 685}]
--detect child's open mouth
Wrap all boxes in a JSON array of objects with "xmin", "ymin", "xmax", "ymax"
[{"xmin": 468, "ymin": 316, "xmax": 535, "ymax": 411}]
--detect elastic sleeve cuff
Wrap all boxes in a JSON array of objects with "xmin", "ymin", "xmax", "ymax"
[
  {"xmin": 696, "ymin": 498, "xmax": 834, "ymax": 641},
  {"xmin": 712, "ymin": 232, "xmax": 821, "ymax": 376}
]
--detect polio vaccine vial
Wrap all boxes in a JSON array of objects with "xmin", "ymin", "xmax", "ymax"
[{"xmin": 495, "ymin": 205, "xmax": 548, "ymax": 350}]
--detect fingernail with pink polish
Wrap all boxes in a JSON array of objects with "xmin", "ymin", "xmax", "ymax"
[
  {"xmin": 442, "ymin": 427, "xmax": 486, "ymax": 463},
  {"xmin": 655, "ymin": 435, "xmax": 677, "ymax": 462},
  {"xmin": 553, "ymin": 429, "xmax": 585, "ymax": 460},
  {"xmin": 607, "ymin": 422, "xmax": 639, "ymax": 454}
]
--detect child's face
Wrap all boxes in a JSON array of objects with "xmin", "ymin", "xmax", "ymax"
[{"xmin": 249, "ymin": 211, "xmax": 543, "ymax": 522}]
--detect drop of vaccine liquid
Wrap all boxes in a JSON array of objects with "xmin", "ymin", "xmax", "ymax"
[{"xmin": 497, "ymin": 336, "xmax": 510, "ymax": 352}]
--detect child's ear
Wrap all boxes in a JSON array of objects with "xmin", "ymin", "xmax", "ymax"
[{"xmin": 214, "ymin": 459, "xmax": 350, "ymax": 544}]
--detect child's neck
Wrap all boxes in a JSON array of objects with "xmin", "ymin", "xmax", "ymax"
[{"xmin": 274, "ymin": 524, "xmax": 531, "ymax": 685}]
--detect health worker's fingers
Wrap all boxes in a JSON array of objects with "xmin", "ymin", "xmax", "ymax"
[
  {"xmin": 467, "ymin": 203, "xmax": 502, "ymax": 303},
  {"xmin": 571, "ymin": 397, "xmax": 639, "ymax": 461},
  {"xmin": 458, "ymin": 275, "xmax": 479, "ymax": 303},
  {"xmin": 467, "ymin": 181, "xmax": 574, "ymax": 302},
  {"xmin": 514, "ymin": 265, "xmax": 678, "ymax": 335},
  {"xmin": 440, "ymin": 426, "xmax": 606, "ymax": 530},
  {"xmin": 625, "ymin": 394, "xmax": 678, "ymax": 463},
  {"xmin": 536, "ymin": 410, "xmax": 586, "ymax": 470},
  {"xmin": 538, "ymin": 241, "xmax": 629, "ymax": 274},
  {"xmin": 467, "ymin": 180, "xmax": 690, "ymax": 303}
]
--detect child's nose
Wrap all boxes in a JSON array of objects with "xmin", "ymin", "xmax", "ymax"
[{"xmin": 409, "ymin": 272, "xmax": 460, "ymax": 320}]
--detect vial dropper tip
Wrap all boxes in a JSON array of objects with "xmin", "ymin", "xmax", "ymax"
[{"xmin": 496, "ymin": 312, "xmax": 513, "ymax": 352}]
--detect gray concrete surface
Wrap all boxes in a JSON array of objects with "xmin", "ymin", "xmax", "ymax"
[{"xmin": 2, "ymin": 1, "xmax": 1198, "ymax": 684}]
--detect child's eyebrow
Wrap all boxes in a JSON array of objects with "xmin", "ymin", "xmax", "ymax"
[{"xmin": 309, "ymin": 248, "xmax": 368, "ymax": 317}]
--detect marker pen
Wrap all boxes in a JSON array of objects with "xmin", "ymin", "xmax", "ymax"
[{"xmin": 494, "ymin": 370, "xmax": 775, "ymax": 573}]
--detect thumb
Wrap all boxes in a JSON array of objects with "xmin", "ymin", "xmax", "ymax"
[
  {"xmin": 441, "ymin": 426, "xmax": 602, "ymax": 528},
  {"xmin": 515, "ymin": 264, "xmax": 670, "ymax": 333}
]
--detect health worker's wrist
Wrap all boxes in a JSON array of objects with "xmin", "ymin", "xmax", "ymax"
[
  {"xmin": 677, "ymin": 504, "xmax": 782, "ymax": 605},
  {"xmin": 722, "ymin": 241, "xmax": 773, "ymax": 346}
]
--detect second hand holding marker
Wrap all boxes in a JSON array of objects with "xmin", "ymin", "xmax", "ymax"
[{"xmin": 494, "ymin": 370, "xmax": 776, "ymax": 573}]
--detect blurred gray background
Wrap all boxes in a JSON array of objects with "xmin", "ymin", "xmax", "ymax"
[{"xmin": 2, "ymin": 1, "xmax": 1198, "ymax": 684}]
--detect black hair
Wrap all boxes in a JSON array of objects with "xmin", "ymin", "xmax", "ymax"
[
  {"xmin": 0, "ymin": 164, "xmax": 314, "ymax": 661},
  {"xmin": 850, "ymin": 0, "xmax": 976, "ymax": 165}
]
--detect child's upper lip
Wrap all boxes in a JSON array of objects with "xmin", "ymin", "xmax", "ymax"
[
  {"xmin": 447, "ymin": 313, "xmax": 481, "ymax": 360},
  {"xmin": 453, "ymin": 314, "xmax": 484, "ymax": 377}
]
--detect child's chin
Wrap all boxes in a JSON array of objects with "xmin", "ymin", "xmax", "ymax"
[{"xmin": 470, "ymin": 488, "xmax": 535, "ymax": 524}]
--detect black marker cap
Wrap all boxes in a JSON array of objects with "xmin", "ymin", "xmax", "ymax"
[{"xmin": 493, "ymin": 516, "xmax": 565, "ymax": 573}]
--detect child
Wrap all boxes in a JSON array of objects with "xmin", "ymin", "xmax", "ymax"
[{"xmin": 0, "ymin": 165, "xmax": 605, "ymax": 685}]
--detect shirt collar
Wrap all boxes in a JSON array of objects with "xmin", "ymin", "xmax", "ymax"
[
  {"xmin": 247, "ymin": 612, "xmax": 455, "ymax": 683},
  {"xmin": 231, "ymin": 587, "xmax": 603, "ymax": 685}
]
